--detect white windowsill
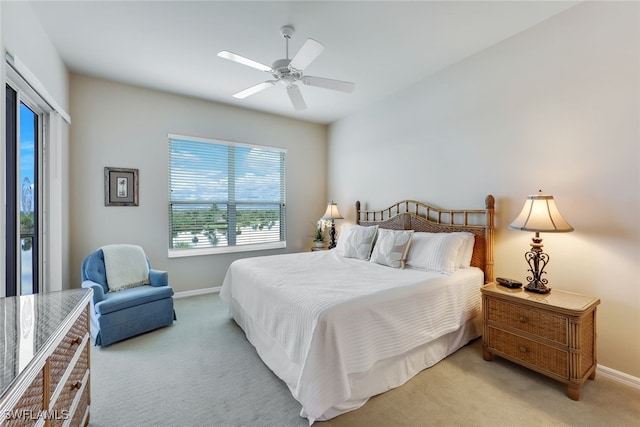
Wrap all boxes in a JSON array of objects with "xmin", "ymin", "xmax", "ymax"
[{"xmin": 168, "ymin": 241, "xmax": 286, "ymax": 258}]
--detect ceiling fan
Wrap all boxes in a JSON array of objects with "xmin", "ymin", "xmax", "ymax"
[{"xmin": 217, "ymin": 26, "xmax": 355, "ymax": 111}]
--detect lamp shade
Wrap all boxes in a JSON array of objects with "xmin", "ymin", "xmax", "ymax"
[
  {"xmin": 509, "ymin": 192, "xmax": 573, "ymax": 232},
  {"xmin": 322, "ymin": 201, "xmax": 343, "ymax": 220}
]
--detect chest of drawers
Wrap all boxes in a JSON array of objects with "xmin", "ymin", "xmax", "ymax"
[
  {"xmin": 1, "ymin": 289, "xmax": 92, "ymax": 426},
  {"xmin": 481, "ymin": 283, "xmax": 599, "ymax": 400}
]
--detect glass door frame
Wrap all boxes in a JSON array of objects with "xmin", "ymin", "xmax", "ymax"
[{"xmin": 5, "ymin": 81, "xmax": 44, "ymax": 297}]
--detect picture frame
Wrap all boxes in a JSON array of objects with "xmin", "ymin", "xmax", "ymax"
[{"xmin": 104, "ymin": 167, "xmax": 138, "ymax": 206}]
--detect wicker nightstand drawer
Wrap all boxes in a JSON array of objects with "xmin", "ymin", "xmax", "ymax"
[
  {"xmin": 486, "ymin": 298, "xmax": 568, "ymax": 345},
  {"xmin": 481, "ymin": 283, "xmax": 599, "ymax": 401},
  {"xmin": 487, "ymin": 326, "xmax": 568, "ymax": 378}
]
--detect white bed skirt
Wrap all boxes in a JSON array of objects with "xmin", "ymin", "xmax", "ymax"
[{"xmin": 228, "ymin": 296, "xmax": 481, "ymax": 423}]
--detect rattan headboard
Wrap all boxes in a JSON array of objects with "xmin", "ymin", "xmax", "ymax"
[{"xmin": 356, "ymin": 195, "xmax": 495, "ymax": 283}]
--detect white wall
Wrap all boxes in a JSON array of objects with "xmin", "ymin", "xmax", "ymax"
[
  {"xmin": 69, "ymin": 74, "xmax": 327, "ymax": 293},
  {"xmin": 328, "ymin": 2, "xmax": 639, "ymax": 377},
  {"xmin": 1, "ymin": 2, "xmax": 69, "ymax": 109}
]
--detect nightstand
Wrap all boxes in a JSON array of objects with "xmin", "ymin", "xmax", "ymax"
[{"xmin": 481, "ymin": 282, "xmax": 600, "ymax": 400}]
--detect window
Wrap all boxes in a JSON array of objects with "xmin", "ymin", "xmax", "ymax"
[{"xmin": 168, "ymin": 134, "xmax": 286, "ymax": 257}]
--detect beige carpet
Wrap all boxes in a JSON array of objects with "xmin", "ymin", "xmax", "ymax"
[
  {"xmin": 90, "ymin": 293, "xmax": 640, "ymax": 426},
  {"xmin": 322, "ymin": 336, "xmax": 640, "ymax": 427}
]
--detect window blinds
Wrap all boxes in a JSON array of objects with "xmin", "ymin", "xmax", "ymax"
[{"xmin": 168, "ymin": 134, "xmax": 286, "ymax": 254}]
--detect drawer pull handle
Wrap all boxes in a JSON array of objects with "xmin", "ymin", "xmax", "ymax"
[
  {"xmin": 71, "ymin": 336, "xmax": 83, "ymax": 346},
  {"xmin": 519, "ymin": 315, "xmax": 528, "ymax": 323},
  {"xmin": 70, "ymin": 381, "xmax": 82, "ymax": 390},
  {"xmin": 519, "ymin": 346, "xmax": 528, "ymax": 353}
]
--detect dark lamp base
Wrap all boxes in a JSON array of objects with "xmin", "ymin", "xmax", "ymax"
[
  {"xmin": 328, "ymin": 221, "xmax": 338, "ymax": 249},
  {"xmin": 524, "ymin": 283, "xmax": 551, "ymax": 294},
  {"xmin": 522, "ymin": 238, "xmax": 551, "ymax": 294}
]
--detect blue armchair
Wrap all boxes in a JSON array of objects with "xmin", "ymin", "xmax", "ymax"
[{"xmin": 81, "ymin": 246, "xmax": 176, "ymax": 347}]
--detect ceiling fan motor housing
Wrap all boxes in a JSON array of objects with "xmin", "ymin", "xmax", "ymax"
[{"xmin": 272, "ymin": 58, "xmax": 301, "ymax": 85}]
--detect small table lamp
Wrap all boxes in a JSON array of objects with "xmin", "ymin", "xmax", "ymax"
[
  {"xmin": 509, "ymin": 191, "xmax": 573, "ymax": 294},
  {"xmin": 322, "ymin": 201, "xmax": 343, "ymax": 249}
]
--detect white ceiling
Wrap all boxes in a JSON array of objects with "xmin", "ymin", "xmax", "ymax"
[{"xmin": 29, "ymin": 1, "xmax": 578, "ymax": 124}]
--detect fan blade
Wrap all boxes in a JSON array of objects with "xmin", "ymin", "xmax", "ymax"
[
  {"xmin": 233, "ymin": 81, "xmax": 276, "ymax": 99},
  {"xmin": 302, "ymin": 76, "xmax": 355, "ymax": 93},
  {"xmin": 289, "ymin": 39, "xmax": 325, "ymax": 71},
  {"xmin": 287, "ymin": 85, "xmax": 307, "ymax": 111},
  {"xmin": 217, "ymin": 51, "xmax": 272, "ymax": 72}
]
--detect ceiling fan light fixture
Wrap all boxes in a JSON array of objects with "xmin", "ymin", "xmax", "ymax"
[{"xmin": 279, "ymin": 76, "xmax": 294, "ymax": 86}]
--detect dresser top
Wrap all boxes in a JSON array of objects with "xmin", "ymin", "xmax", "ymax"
[
  {"xmin": 481, "ymin": 282, "xmax": 600, "ymax": 313},
  {"xmin": 0, "ymin": 288, "xmax": 92, "ymax": 398}
]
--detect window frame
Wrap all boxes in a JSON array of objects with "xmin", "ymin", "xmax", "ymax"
[{"xmin": 167, "ymin": 133, "xmax": 287, "ymax": 258}]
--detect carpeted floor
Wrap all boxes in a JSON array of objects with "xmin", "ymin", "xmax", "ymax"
[{"xmin": 89, "ymin": 293, "xmax": 640, "ymax": 427}]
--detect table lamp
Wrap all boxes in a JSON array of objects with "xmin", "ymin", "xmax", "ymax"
[
  {"xmin": 509, "ymin": 191, "xmax": 573, "ymax": 294},
  {"xmin": 322, "ymin": 201, "xmax": 343, "ymax": 249}
]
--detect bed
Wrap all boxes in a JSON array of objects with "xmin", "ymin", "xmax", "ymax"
[{"xmin": 220, "ymin": 196, "xmax": 495, "ymax": 424}]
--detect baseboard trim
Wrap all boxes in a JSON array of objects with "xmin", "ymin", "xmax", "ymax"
[
  {"xmin": 597, "ymin": 364, "xmax": 640, "ymax": 390},
  {"xmin": 174, "ymin": 287, "xmax": 220, "ymax": 299}
]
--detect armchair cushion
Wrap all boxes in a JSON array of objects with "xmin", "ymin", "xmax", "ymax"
[{"xmin": 94, "ymin": 285, "xmax": 174, "ymax": 316}]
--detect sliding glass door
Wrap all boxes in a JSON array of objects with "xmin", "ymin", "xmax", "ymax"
[{"xmin": 5, "ymin": 84, "xmax": 41, "ymax": 296}]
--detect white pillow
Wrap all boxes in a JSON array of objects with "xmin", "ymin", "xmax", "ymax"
[
  {"xmin": 456, "ymin": 232, "xmax": 475, "ymax": 269},
  {"xmin": 370, "ymin": 229, "xmax": 414, "ymax": 268},
  {"xmin": 335, "ymin": 225, "xmax": 355, "ymax": 256},
  {"xmin": 406, "ymin": 232, "xmax": 466, "ymax": 274},
  {"xmin": 341, "ymin": 225, "xmax": 378, "ymax": 260}
]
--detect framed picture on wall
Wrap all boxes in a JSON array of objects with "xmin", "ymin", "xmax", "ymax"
[{"xmin": 104, "ymin": 167, "xmax": 138, "ymax": 206}]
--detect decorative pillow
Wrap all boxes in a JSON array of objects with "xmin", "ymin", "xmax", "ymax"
[
  {"xmin": 370, "ymin": 229, "xmax": 414, "ymax": 268},
  {"xmin": 406, "ymin": 232, "xmax": 466, "ymax": 274},
  {"xmin": 456, "ymin": 232, "xmax": 475, "ymax": 269},
  {"xmin": 341, "ymin": 225, "xmax": 378, "ymax": 260},
  {"xmin": 335, "ymin": 225, "xmax": 355, "ymax": 256}
]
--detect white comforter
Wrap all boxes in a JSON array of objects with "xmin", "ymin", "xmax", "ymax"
[{"xmin": 220, "ymin": 250, "xmax": 482, "ymax": 423}]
